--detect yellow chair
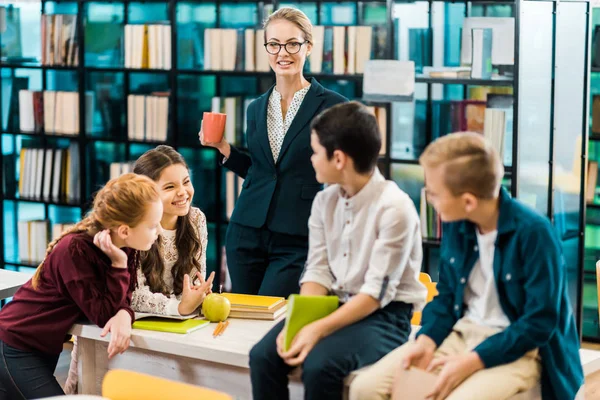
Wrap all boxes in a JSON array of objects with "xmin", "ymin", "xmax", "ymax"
[
  {"xmin": 102, "ymin": 369, "xmax": 233, "ymax": 400},
  {"xmin": 411, "ymin": 272, "xmax": 438, "ymax": 326}
]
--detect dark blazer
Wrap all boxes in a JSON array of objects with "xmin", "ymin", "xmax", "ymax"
[
  {"xmin": 223, "ymin": 78, "xmax": 347, "ymax": 237},
  {"xmin": 418, "ymin": 187, "xmax": 584, "ymax": 400}
]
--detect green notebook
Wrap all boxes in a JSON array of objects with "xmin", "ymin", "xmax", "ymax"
[
  {"xmin": 284, "ymin": 295, "xmax": 339, "ymax": 351},
  {"xmin": 132, "ymin": 317, "xmax": 210, "ymax": 334}
]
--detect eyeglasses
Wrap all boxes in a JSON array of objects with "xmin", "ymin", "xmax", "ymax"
[{"xmin": 264, "ymin": 41, "xmax": 309, "ymax": 55}]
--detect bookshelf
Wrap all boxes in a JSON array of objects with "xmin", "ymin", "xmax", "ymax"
[
  {"xmin": 0, "ymin": 0, "xmax": 592, "ymax": 341},
  {"xmin": 584, "ymin": 6, "xmax": 600, "ymax": 342}
]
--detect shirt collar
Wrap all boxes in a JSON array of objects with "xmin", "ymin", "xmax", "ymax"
[
  {"xmin": 338, "ymin": 169, "xmax": 385, "ymax": 210},
  {"xmin": 271, "ymin": 84, "xmax": 311, "ymax": 102}
]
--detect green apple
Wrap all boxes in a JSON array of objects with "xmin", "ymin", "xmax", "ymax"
[{"xmin": 202, "ymin": 293, "xmax": 231, "ymax": 322}]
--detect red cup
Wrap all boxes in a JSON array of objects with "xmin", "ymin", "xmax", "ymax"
[{"xmin": 202, "ymin": 112, "xmax": 227, "ymax": 144}]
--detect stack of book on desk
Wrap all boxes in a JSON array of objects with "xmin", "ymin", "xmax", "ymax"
[{"xmin": 221, "ymin": 293, "xmax": 287, "ymax": 321}]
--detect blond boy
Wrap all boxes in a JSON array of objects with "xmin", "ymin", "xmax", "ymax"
[{"xmin": 350, "ymin": 132, "xmax": 583, "ymax": 400}]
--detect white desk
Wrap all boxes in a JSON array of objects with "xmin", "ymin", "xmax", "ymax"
[
  {"xmin": 0, "ymin": 269, "xmax": 30, "ymax": 299},
  {"xmin": 71, "ymin": 318, "xmax": 304, "ymax": 400},
  {"xmin": 71, "ymin": 318, "xmax": 600, "ymax": 400}
]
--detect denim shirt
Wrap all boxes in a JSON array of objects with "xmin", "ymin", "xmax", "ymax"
[{"xmin": 418, "ymin": 188, "xmax": 584, "ymax": 400}]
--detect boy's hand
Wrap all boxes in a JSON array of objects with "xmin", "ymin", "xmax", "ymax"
[
  {"xmin": 279, "ymin": 321, "xmax": 325, "ymax": 366},
  {"xmin": 425, "ymin": 352, "xmax": 484, "ymax": 400},
  {"xmin": 402, "ymin": 335, "xmax": 436, "ymax": 370}
]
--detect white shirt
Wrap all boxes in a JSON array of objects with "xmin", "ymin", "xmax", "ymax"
[
  {"xmin": 300, "ymin": 169, "xmax": 427, "ymax": 310},
  {"xmin": 463, "ymin": 229, "xmax": 511, "ymax": 329},
  {"xmin": 266, "ymin": 85, "xmax": 311, "ymax": 162},
  {"xmin": 131, "ymin": 207, "xmax": 208, "ymax": 316}
]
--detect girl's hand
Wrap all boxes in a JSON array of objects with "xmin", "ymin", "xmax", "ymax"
[
  {"xmin": 178, "ymin": 271, "xmax": 215, "ymax": 315},
  {"xmin": 100, "ymin": 309, "xmax": 132, "ymax": 359},
  {"xmin": 93, "ymin": 229, "xmax": 128, "ymax": 269}
]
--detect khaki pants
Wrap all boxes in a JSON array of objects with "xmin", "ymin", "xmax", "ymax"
[{"xmin": 350, "ymin": 319, "xmax": 541, "ymax": 400}]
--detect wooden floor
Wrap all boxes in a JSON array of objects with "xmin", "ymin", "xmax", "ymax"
[{"xmin": 55, "ymin": 343, "xmax": 600, "ymax": 398}]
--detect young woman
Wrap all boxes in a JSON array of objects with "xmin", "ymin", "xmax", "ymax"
[
  {"xmin": 200, "ymin": 7, "xmax": 347, "ymax": 297},
  {"xmin": 0, "ymin": 173, "xmax": 163, "ymax": 400},
  {"xmin": 64, "ymin": 146, "xmax": 213, "ymax": 394}
]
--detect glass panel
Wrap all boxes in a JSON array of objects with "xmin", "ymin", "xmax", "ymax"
[
  {"xmin": 2, "ymin": 200, "xmax": 18, "ymax": 263},
  {"xmin": 320, "ymin": 3, "xmax": 357, "ymax": 26},
  {"xmin": 393, "ymin": 2, "xmax": 430, "ymax": 71},
  {"xmin": 45, "ymin": 70, "xmax": 78, "ymax": 92},
  {"xmin": 554, "ymin": 2, "xmax": 591, "ymax": 337},
  {"xmin": 176, "ymin": 3, "xmax": 217, "ymax": 70},
  {"xmin": 177, "ymin": 75, "xmax": 216, "ymax": 146},
  {"xmin": 44, "ymin": 2, "xmax": 78, "ymax": 15},
  {"xmin": 279, "ymin": 3, "xmax": 318, "ymax": 23},
  {"xmin": 48, "ymin": 205, "xmax": 81, "ymax": 226},
  {"xmin": 128, "ymin": 3, "xmax": 168, "ymax": 24},
  {"xmin": 1, "ymin": 68, "xmax": 43, "ymax": 132},
  {"xmin": 129, "ymin": 72, "xmax": 169, "ymax": 94},
  {"xmin": 320, "ymin": 79, "xmax": 356, "ymax": 100},
  {"xmin": 86, "ymin": 72, "xmax": 125, "ymax": 139},
  {"xmin": 220, "ymin": 3, "xmax": 258, "ymax": 29},
  {"xmin": 1, "ymin": 3, "xmax": 42, "ymax": 64},
  {"xmin": 362, "ymin": 2, "xmax": 387, "ymax": 61},
  {"xmin": 390, "ymin": 163, "xmax": 424, "ymax": 211},
  {"xmin": 86, "ymin": 142, "xmax": 126, "ymax": 197},
  {"xmin": 469, "ymin": 4, "xmax": 514, "ymax": 18},
  {"xmin": 443, "ymin": 3, "xmax": 466, "ymax": 67},
  {"xmin": 424, "ymin": 246, "xmax": 440, "ymax": 282},
  {"xmin": 177, "ymin": 147, "xmax": 218, "ymax": 222},
  {"xmin": 129, "ymin": 143, "xmax": 155, "ymax": 161},
  {"xmin": 206, "ymin": 222, "xmax": 219, "ymax": 291},
  {"xmin": 84, "ymin": 3, "xmax": 125, "ymax": 67},
  {"xmin": 517, "ymin": 2, "xmax": 553, "ymax": 216},
  {"xmin": 582, "ymin": 274, "xmax": 599, "ymax": 338}
]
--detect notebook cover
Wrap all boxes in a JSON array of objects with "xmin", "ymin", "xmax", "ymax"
[
  {"xmin": 221, "ymin": 293, "xmax": 284, "ymax": 310},
  {"xmin": 391, "ymin": 366, "xmax": 439, "ymax": 400},
  {"xmin": 283, "ymin": 295, "xmax": 338, "ymax": 351},
  {"xmin": 132, "ymin": 317, "xmax": 210, "ymax": 334}
]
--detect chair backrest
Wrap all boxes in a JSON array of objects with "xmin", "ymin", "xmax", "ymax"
[
  {"xmin": 102, "ymin": 369, "xmax": 233, "ymax": 400},
  {"xmin": 411, "ymin": 272, "xmax": 439, "ymax": 326}
]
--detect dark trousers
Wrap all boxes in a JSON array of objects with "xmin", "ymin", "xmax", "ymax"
[
  {"xmin": 249, "ymin": 301, "xmax": 413, "ymax": 400},
  {"xmin": 226, "ymin": 222, "xmax": 308, "ymax": 298},
  {"xmin": 0, "ymin": 340, "xmax": 63, "ymax": 400}
]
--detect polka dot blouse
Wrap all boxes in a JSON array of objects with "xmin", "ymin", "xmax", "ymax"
[{"xmin": 267, "ymin": 85, "xmax": 311, "ymax": 162}]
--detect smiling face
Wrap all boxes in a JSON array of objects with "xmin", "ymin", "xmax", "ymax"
[
  {"xmin": 156, "ymin": 164, "xmax": 194, "ymax": 220},
  {"xmin": 265, "ymin": 19, "xmax": 311, "ymax": 77}
]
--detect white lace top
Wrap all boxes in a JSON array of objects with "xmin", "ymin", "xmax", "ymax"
[{"xmin": 131, "ymin": 207, "xmax": 208, "ymax": 316}]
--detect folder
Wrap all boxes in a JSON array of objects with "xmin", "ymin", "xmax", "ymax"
[
  {"xmin": 283, "ymin": 295, "xmax": 338, "ymax": 351},
  {"xmin": 132, "ymin": 317, "xmax": 210, "ymax": 334}
]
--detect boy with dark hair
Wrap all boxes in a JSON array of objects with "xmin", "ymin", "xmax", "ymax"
[
  {"xmin": 350, "ymin": 132, "xmax": 584, "ymax": 400},
  {"xmin": 249, "ymin": 101, "xmax": 427, "ymax": 400}
]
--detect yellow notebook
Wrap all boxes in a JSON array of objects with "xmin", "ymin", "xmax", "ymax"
[
  {"xmin": 221, "ymin": 293, "xmax": 285, "ymax": 310},
  {"xmin": 132, "ymin": 317, "xmax": 210, "ymax": 334},
  {"xmin": 284, "ymin": 295, "xmax": 339, "ymax": 351}
]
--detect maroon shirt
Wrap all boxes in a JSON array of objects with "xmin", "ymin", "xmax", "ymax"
[{"xmin": 0, "ymin": 232, "xmax": 137, "ymax": 355}]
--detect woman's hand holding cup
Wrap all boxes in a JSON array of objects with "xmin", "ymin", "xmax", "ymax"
[{"xmin": 199, "ymin": 112, "xmax": 231, "ymax": 158}]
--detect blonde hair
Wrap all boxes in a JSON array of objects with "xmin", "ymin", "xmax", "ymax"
[
  {"xmin": 419, "ymin": 132, "xmax": 504, "ymax": 199},
  {"xmin": 32, "ymin": 173, "xmax": 160, "ymax": 289},
  {"xmin": 263, "ymin": 7, "xmax": 313, "ymax": 44}
]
